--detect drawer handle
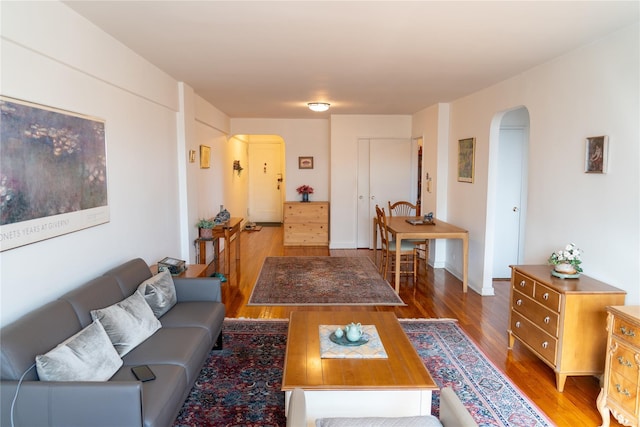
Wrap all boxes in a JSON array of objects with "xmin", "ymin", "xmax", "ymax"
[
  {"xmin": 516, "ymin": 299, "xmax": 523, "ymax": 306},
  {"xmin": 542, "ymin": 293, "xmax": 549, "ymax": 300},
  {"xmin": 620, "ymin": 326, "xmax": 636, "ymax": 337},
  {"xmin": 541, "ymin": 341, "xmax": 549, "ymax": 349},
  {"xmin": 615, "ymin": 384, "xmax": 631, "ymax": 397},
  {"xmin": 544, "ymin": 316, "xmax": 550, "ymax": 324},
  {"xmin": 515, "ymin": 321, "xmax": 521, "ymax": 328},
  {"xmin": 519, "ymin": 280, "xmax": 526, "ymax": 287},
  {"xmin": 617, "ymin": 356, "xmax": 632, "ymax": 368}
]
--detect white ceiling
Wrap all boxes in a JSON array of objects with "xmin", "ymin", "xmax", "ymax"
[{"xmin": 63, "ymin": 1, "xmax": 639, "ymax": 119}]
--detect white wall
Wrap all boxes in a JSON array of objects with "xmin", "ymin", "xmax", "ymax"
[
  {"xmin": 0, "ymin": 2, "xmax": 185, "ymax": 326},
  {"xmin": 414, "ymin": 23, "xmax": 639, "ymax": 302},
  {"xmin": 230, "ymin": 119, "xmax": 330, "ymax": 202},
  {"xmin": 412, "ymin": 104, "xmax": 450, "ymax": 269},
  {"xmin": 329, "ymin": 115, "xmax": 412, "ymax": 248}
]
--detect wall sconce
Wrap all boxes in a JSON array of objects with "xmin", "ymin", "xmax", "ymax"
[{"xmin": 233, "ymin": 160, "xmax": 243, "ymax": 176}]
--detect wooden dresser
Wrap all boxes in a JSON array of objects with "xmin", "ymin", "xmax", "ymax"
[
  {"xmin": 283, "ymin": 201, "xmax": 329, "ymax": 246},
  {"xmin": 508, "ymin": 265, "xmax": 626, "ymax": 392},
  {"xmin": 597, "ymin": 305, "xmax": 640, "ymax": 427}
]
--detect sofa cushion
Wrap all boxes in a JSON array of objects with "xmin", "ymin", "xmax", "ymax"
[
  {"xmin": 104, "ymin": 258, "xmax": 153, "ymax": 297},
  {"xmin": 91, "ymin": 291, "xmax": 161, "ymax": 356},
  {"xmin": 316, "ymin": 416, "xmax": 442, "ymax": 427},
  {"xmin": 1, "ymin": 300, "xmax": 82, "ymax": 381},
  {"xmin": 35, "ymin": 320, "xmax": 122, "ymax": 381},
  {"xmin": 159, "ymin": 301, "xmax": 225, "ymax": 341},
  {"xmin": 137, "ymin": 271, "xmax": 177, "ymax": 317},
  {"xmin": 121, "ymin": 327, "xmax": 210, "ymax": 384},
  {"xmin": 62, "ymin": 275, "xmax": 127, "ymax": 328},
  {"xmin": 112, "ymin": 363, "xmax": 188, "ymax": 427}
]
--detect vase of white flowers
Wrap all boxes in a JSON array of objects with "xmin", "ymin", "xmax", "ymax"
[{"xmin": 548, "ymin": 243, "xmax": 582, "ymax": 278}]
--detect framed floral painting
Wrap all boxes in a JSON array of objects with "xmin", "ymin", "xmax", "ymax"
[
  {"xmin": 0, "ymin": 96, "xmax": 109, "ymax": 251},
  {"xmin": 457, "ymin": 137, "xmax": 475, "ymax": 183}
]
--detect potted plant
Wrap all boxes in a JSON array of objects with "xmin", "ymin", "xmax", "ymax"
[
  {"xmin": 196, "ymin": 218, "xmax": 216, "ymax": 238},
  {"xmin": 548, "ymin": 243, "xmax": 582, "ymax": 278}
]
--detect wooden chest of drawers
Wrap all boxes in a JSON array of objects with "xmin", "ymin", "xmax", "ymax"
[
  {"xmin": 508, "ymin": 265, "xmax": 626, "ymax": 392},
  {"xmin": 597, "ymin": 306, "xmax": 640, "ymax": 427},
  {"xmin": 283, "ymin": 201, "xmax": 329, "ymax": 246}
]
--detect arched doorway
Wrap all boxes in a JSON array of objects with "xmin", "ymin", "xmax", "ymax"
[{"xmin": 483, "ymin": 107, "xmax": 530, "ymax": 290}]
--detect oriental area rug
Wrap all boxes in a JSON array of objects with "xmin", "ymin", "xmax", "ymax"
[
  {"xmin": 173, "ymin": 319, "xmax": 552, "ymax": 427},
  {"xmin": 248, "ymin": 256, "xmax": 405, "ymax": 306}
]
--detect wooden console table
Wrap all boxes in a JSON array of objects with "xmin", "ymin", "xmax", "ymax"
[{"xmin": 195, "ymin": 217, "xmax": 242, "ymax": 283}]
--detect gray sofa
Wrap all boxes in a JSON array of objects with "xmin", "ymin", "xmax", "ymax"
[
  {"xmin": 1, "ymin": 258, "xmax": 225, "ymax": 427},
  {"xmin": 286, "ymin": 387, "xmax": 478, "ymax": 427}
]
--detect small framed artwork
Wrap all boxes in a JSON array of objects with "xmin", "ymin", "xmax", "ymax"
[
  {"xmin": 298, "ymin": 156, "xmax": 314, "ymax": 169},
  {"xmin": 457, "ymin": 137, "xmax": 475, "ymax": 183},
  {"xmin": 200, "ymin": 145, "xmax": 211, "ymax": 169},
  {"xmin": 585, "ymin": 135, "xmax": 608, "ymax": 173}
]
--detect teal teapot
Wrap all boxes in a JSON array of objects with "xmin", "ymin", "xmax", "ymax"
[{"xmin": 344, "ymin": 322, "xmax": 363, "ymax": 342}]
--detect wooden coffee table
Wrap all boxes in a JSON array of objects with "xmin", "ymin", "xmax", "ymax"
[{"xmin": 282, "ymin": 311, "xmax": 437, "ymax": 424}]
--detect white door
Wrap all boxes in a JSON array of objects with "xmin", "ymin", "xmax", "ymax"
[
  {"xmin": 248, "ymin": 142, "xmax": 283, "ymax": 223},
  {"xmin": 357, "ymin": 138, "xmax": 415, "ymax": 248},
  {"xmin": 492, "ymin": 128, "xmax": 526, "ymax": 278}
]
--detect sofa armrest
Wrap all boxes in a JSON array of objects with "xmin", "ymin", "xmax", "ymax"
[
  {"xmin": 439, "ymin": 387, "xmax": 478, "ymax": 427},
  {"xmin": 286, "ymin": 388, "xmax": 307, "ymax": 427},
  {"xmin": 173, "ymin": 277, "xmax": 222, "ymax": 302},
  {"xmin": 1, "ymin": 381, "xmax": 143, "ymax": 427}
]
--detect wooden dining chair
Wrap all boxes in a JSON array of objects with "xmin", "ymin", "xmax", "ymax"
[
  {"xmin": 375, "ymin": 205, "xmax": 417, "ymax": 290},
  {"xmin": 388, "ymin": 201, "xmax": 429, "ymax": 266}
]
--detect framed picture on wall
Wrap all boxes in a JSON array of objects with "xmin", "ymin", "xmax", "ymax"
[
  {"xmin": 457, "ymin": 137, "xmax": 475, "ymax": 183},
  {"xmin": 298, "ymin": 156, "xmax": 314, "ymax": 169},
  {"xmin": 584, "ymin": 135, "xmax": 608, "ymax": 173},
  {"xmin": 0, "ymin": 96, "xmax": 110, "ymax": 251},
  {"xmin": 200, "ymin": 145, "xmax": 211, "ymax": 169}
]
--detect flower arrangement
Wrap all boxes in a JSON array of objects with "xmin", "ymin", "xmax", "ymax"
[
  {"xmin": 296, "ymin": 185, "xmax": 314, "ymax": 195},
  {"xmin": 548, "ymin": 243, "xmax": 583, "ymax": 273}
]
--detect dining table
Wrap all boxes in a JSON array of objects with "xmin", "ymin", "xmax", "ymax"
[{"xmin": 373, "ymin": 216, "xmax": 469, "ymax": 293}]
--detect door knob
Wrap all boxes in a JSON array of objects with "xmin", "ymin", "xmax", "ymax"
[{"xmin": 512, "ymin": 207, "xmax": 519, "ymax": 212}]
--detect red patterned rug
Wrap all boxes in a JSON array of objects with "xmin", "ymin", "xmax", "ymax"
[
  {"xmin": 247, "ymin": 256, "xmax": 405, "ymax": 306},
  {"xmin": 173, "ymin": 319, "xmax": 552, "ymax": 427}
]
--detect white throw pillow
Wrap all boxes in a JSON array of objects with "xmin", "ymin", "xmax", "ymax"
[
  {"xmin": 137, "ymin": 270, "xmax": 177, "ymax": 317},
  {"xmin": 36, "ymin": 319, "xmax": 123, "ymax": 381},
  {"xmin": 91, "ymin": 291, "xmax": 161, "ymax": 356}
]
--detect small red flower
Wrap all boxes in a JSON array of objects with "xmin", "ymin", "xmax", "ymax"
[{"xmin": 296, "ymin": 185, "xmax": 314, "ymax": 194}]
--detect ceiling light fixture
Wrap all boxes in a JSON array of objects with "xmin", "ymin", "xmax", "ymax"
[{"xmin": 308, "ymin": 102, "xmax": 330, "ymax": 112}]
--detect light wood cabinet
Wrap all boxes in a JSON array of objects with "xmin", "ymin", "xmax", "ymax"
[
  {"xmin": 597, "ymin": 306, "xmax": 640, "ymax": 427},
  {"xmin": 507, "ymin": 265, "xmax": 626, "ymax": 392},
  {"xmin": 283, "ymin": 201, "xmax": 329, "ymax": 246}
]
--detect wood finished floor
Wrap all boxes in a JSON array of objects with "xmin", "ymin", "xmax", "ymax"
[{"xmin": 209, "ymin": 225, "xmax": 618, "ymax": 427}]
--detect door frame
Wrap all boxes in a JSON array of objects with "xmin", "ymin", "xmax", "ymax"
[
  {"xmin": 356, "ymin": 138, "xmax": 417, "ymax": 248},
  {"xmin": 483, "ymin": 106, "xmax": 530, "ymax": 293}
]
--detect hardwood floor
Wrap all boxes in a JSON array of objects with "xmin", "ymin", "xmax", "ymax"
[{"xmin": 210, "ymin": 225, "xmax": 618, "ymax": 427}]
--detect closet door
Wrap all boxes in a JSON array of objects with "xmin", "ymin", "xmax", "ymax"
[{"xmin": 356, "ymin": 138, "xmax": 414, "ymax": 248}]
